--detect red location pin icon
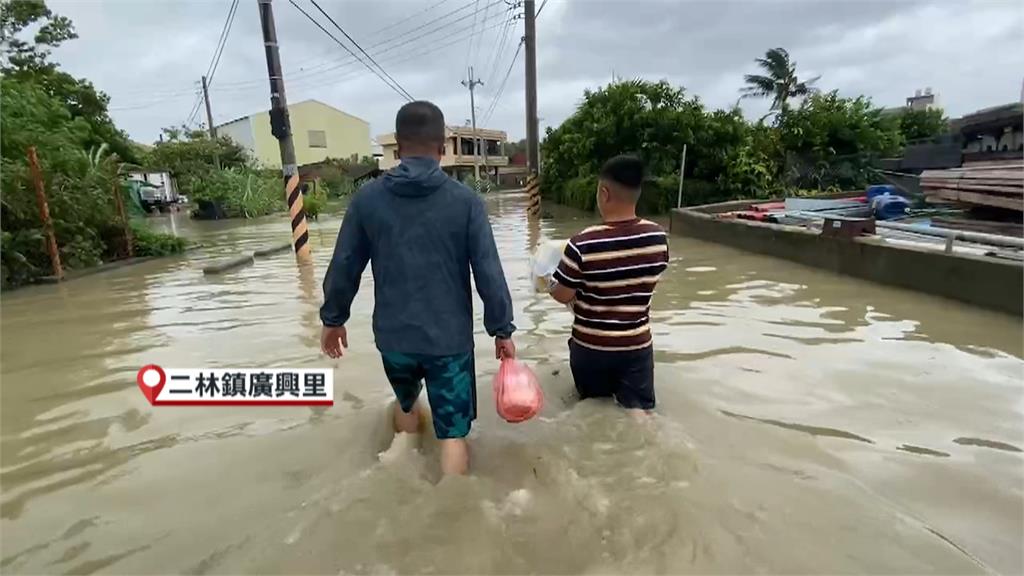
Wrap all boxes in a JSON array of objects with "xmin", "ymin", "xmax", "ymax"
[{"xmin": 136, "ymin": 365, "xmax": 166, "ymax": 405}]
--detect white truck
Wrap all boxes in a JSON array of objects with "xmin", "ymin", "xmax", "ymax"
[{"xmin": 127, "ymin": 171, "xmax": 179, "ymax": 212}]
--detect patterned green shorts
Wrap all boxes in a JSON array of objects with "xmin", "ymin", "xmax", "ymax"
[{"xmin": 380, "ymin": 351, "xmax": 476, "ymax": 439}]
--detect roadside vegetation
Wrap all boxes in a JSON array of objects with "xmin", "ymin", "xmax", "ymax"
[
  {"xmin": 1, "ymin": 0, "xmax": 188, "ymax": 288},
  {"xmin": 542, "ymin": 48, "xmax": 948, "ymax": 213}
]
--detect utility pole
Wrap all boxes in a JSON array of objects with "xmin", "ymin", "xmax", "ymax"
[
  {"xmin": 257, "ymin": 0, "xmax": 311, "ymax": 263},
  {"xmin": 523, "ymin": 0, "xmax": 539, "ymax": 175},
  {"xmin": 462, "ymin": 66, "xmax": 483, "ymax": 182},
  {"xmin": 523, "ymin": 0, "xmax": 540, "ymax": 217},
  {"xmin": 201, "ymin": 75, "xmax": 221, "ymax": 169},
  {"xmin": 202, "ymin": 76, "xmax": 217, "ymax": 139}
]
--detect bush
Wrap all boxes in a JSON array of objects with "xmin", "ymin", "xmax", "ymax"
[
  {"xmin": 1, "ymin": 75, "xmax": 125, "ymax": 286},
  {"xmin": 142, "ymin": 132, "xmax": 249, "ymax": 194},
  {"xmin": 540, "ymin": 79, "xmax": 755, "ymax": 212},
  {"xmin": 776, "ymin": 91, "xmax": 902, "ymax": 190},
  {"xmin": 131, "ymin": 223, "xmax": 186, "ymax": 257},
  {"xmin": 190, "ymin": 169, "xmax": 285, "ymax": 218},
  {"xmin": 301, "ymin": 178, "xmax": 328, "ymax": 219},
  {"xmin": 322, "ymin": 173, "xmax": 355, "ymax": 197}
]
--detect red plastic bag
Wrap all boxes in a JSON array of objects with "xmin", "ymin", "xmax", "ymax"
[{"xmin": 493, "ymin": 358, "xmax": 544, "ymax": 423}]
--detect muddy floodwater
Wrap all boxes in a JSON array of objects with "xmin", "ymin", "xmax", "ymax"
[{"xmin": 2, "ymin": 192, "xmax": 1022, "ymax": 575}]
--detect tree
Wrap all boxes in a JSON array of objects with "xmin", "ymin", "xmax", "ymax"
[
  {"xmin": 897, "ymin": 107, "xmax": 948, "ymax": 142},
  {"xmin": 540, "ymin": 79, "xmax": 751, "ymax": 211},
  {"xmin": 143, "ymin": 130, "xmax": 249, "ymax": 194},
  {"xmin": 504, "ymin": 138, "xmax": 527, "ymax": 159},
  {"xmin": 2, "ymin": 0, "xmax": 136, "ymax": 163},
  {"xmin": 1, "ymin": 3, "xmax": 182, "ymax": 287},
  {"xmin": 776, "ymin": 91, "xmax": 902, "ymax": 190},
  {"xmin": 0, "ymin": 0, "xmax": 77, "ymax": 72},
  {"xmin": 741, "ymin": 47, "xmax": 820, "ymax": 111}
]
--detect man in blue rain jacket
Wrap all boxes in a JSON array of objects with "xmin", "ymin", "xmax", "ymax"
[{"xmin": 320, "ymin": 101, "xmax": 516, "ymax": 475}]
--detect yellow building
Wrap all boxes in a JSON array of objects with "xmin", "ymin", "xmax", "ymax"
[
  {"xmin": 377, "ymin": 125, "xmax": 509, "ymax": 180},
  {"xmin": 216, "ymin": 99, "xmax": 371, "ymax": 169}
]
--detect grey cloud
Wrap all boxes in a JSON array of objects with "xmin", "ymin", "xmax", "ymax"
[{"xmin": 46, "ymin": 0, "xmax": 1024, "ymax": 145}]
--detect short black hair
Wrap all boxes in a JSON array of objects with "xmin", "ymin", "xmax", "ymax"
[
  {"xmin": 599, "ymin": 155, "xmax": 645, "ymax": 194},
  {"xmin": 395, "ymin": 101, "xmax": 445, "ymax": 145}
]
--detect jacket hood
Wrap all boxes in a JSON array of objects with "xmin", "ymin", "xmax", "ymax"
[{"xmin": 383, "ymin": 156, "xmax": 449, "ymax": 197}]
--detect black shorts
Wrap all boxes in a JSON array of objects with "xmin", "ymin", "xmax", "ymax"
[{"xmin": 568, "ymin": 339, "xmax": 655, "ymax": 410}]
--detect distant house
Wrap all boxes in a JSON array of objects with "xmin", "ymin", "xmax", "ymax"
[
  {"xmin": 216, "ymin": 99, "xmax": 371, "ymax": 169},
  {"xmin": 906, "ymin": 87, "xmax": 938, "ymax": 111},
  {"xmin": 953, "ymin": 102, "xmax": 1024, "ymax": 158},
  {"xmin": 377, "ymin": 125, "xmax": 509, "ymax": 181}
]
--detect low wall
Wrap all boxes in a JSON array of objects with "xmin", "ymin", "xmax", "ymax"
[{"xmin": 670, "ymin": 209, "xmax": 1023, "ymax": 316}]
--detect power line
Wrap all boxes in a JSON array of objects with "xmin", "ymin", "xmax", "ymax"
[
  {"xmin": 290, "ymin": 16, "xmax": 510, "ymax": 96},
  {"xmin": 536, "ymin": 0, "xmax": 548, "ymax": 18},
  {"xmin": 368, "ymin": 0, "xmax": 454, "ymax": 37},
  {"xmin": 185, "ymin": 88, "xmax": 204, "ymax": 126},
  {"xmin": 115, "ymin": 2, "xmax": 511, "ymax": 115},
  {"xmin": 305, "ymin": 0, "xmax": 414, "ymax": 101},
  {"xmin": 111, "ymin": 14, "xmax": 512, "ymax": 115},
  {"xmin": 288, "ymin": 0, "xmax": 413, "ymax": 101},
  {"xmin": 481, "ymin": 38, "xmax": 523, "ymax": 126},
  {"xmin": 200, "ymin": 0, "xmax": 501, "ymax": 93},
  {"xmin": 206, "ymin": 0, "xmax": 240, "ymax": 86},
  {"xmin": 483, "ymin": 4, "xmax": 519, "ymax": 85},
  {"xmin": 115, "ymin": 0, "xmax": 501, "ymax": 104},
  {"xmin": 218, "ymin": 3, "xmax": 508, "ymax": 93},
  {"xmin": 182, "ymin": 0, "xmax": 237, "ymax": 127},
  {"xmin": 465, "ymin": 0, "xmax": 483, "ymax": 70}
]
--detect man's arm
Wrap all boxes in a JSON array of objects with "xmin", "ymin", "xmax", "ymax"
[
  {"xmin": 550, "ymin": 239, "xmax": 584, "ymax": 304},
  {"xmin": 320, "ymin": 197, "xmax": 370, "ymax": 357},
  {"xmin": 467, "ymin": 196, "xmax": 516, "ymax": 357}
]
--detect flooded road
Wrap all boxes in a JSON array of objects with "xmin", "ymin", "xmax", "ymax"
[{"xmin": 2, "ymin": 192, "xmax": 1022, "ymax": 574}]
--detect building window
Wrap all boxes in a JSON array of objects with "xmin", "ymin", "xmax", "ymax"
[
  {"xmin": 308, "ymin": 130, "xmax": 327, "ymax": 148},
  {"xmin": 393, "ymin": 150, "xmax": 399, "ymax": 159}
]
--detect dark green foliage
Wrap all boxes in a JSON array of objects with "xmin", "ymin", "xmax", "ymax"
[
  {"xmin": 1, "ymin": 76, "xmax": 117, "ymax": 285},
  {"xmin": 131, "ymin": 223, "xmax": 186, "ymax": 257},
  {"xmin": 301, "ymin": 179, "xmax": 328, "ymax": 219},
  {"xmin": 896, "ymin": 107, "xmax": 948, "ymax": 142},
  {"xmin": 541, "ymin": 80, "xmax": 750, "ymax": 211},
  {"xmin": 543, "ymin": 74, "xmax": 904, "ymax": 213},
  {"xmin": 0, "ymin": 1, "xmax": 182, "ymax": 288},
  {"xmin": 142, "ymin": 132, "xmax": 249, "ymax": 194},
  {"xmin": 188, "ymin": 169, "xmax": 284, "ymax": 219},
  {"xmin": 776, "ymin": 91, "xmax": 903, "ymax": 190}
]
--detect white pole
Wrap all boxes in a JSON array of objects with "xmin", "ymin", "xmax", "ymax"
[{"xmin": 676, "ymin": 144, "xmax": 687, "ymax": 208}]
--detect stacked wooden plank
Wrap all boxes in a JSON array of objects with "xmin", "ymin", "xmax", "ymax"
[{"xmin": 921, "ymin": 162, "xmax": 1023, "ymax": 211}]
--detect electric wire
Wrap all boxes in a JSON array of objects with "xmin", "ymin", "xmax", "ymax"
[{"xmin": 306, "ymin": 0, "xmax": 414, "ymax": 100}]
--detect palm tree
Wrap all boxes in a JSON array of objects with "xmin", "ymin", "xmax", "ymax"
[{"xmin": 741, "ymin": 47, "xmax": 820, "ymax": 111}]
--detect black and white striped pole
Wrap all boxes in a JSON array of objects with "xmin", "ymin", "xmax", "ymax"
[{"xmin": 258, "ymin": 0, "xmax": 311, "ymax": 263}]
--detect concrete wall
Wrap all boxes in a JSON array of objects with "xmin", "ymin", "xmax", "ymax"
[
  {"xmin": 670, "ymin": 209, "xmax": 1023, "ymax": 316},
  {"xmin": 234, "ymin": 100, "xmax": 372, "ymax": 169},
  {"xmin": 218, "ymin": 117, "xmax": 255, "ymax": 159}
]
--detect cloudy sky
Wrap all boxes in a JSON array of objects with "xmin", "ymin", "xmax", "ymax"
[{"xmin": 47, "ymin": 0, "xmax": 1024, "ymax": 145}]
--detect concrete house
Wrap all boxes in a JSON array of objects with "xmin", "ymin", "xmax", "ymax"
[
  {"xmin": 216, "ymin": 99, "xmax": 371, "ymax": 169},
  {"xmin": 376, "ymin": 125, "xmax": 509, "ymax": 180}
]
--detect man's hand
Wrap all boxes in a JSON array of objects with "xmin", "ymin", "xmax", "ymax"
[
  {"xmin": 321, "ymin": 325, "xmax": 348, "ymax": 359},
  {"xmin": 495, "ymin": 337, "xmax": 516, "ymax": 360},
  {"xmin": 549, "ymin": 282, "xmax": 576, "ymax": 305}
]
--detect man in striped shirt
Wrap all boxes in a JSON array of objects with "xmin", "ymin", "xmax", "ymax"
[{"xmin": 549, "ymin": 155, "xmax": 669, "ymax": 412}]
